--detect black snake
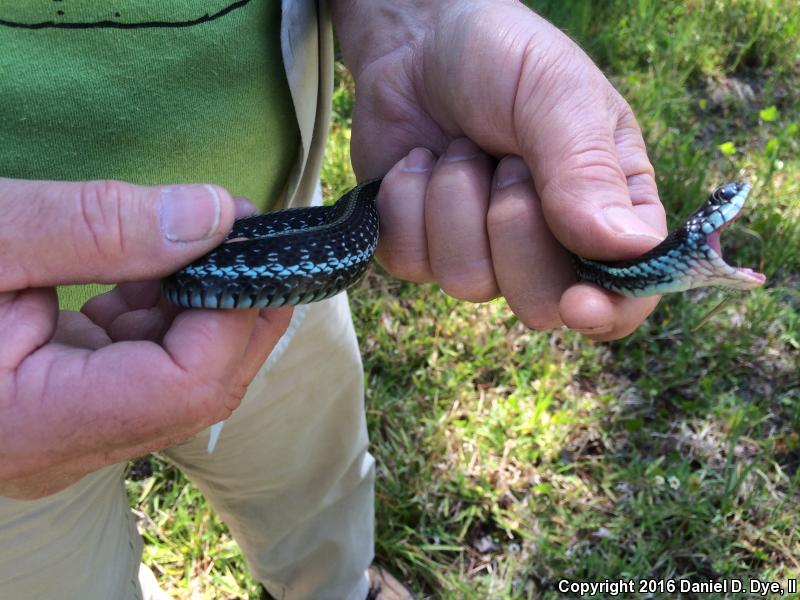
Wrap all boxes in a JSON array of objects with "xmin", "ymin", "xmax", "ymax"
[{"xmin": 162, "ymin": 180, "xmax": 764, "ymax": 308}]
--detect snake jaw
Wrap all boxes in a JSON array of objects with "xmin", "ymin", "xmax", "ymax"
[
  {"xmin": 694, "ymin": 182, "xmax": 766, "ymax": 290},
  {"xmin": 574, "ymin": 182, "xmax": 766, "ymax": 297}
]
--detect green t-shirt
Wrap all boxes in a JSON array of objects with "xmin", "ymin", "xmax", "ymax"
[{"xmin": 0, "ymin": 0, "xmax": 301, "ymax": 308}]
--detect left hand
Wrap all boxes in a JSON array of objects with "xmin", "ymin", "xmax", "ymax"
[
  {"xmin": 331, "ymin": 0, "xmax": 668, "ymax": 340},
  {"xmin": 0, "ymin": 180, "xmax": 291, "ymax": 499}
]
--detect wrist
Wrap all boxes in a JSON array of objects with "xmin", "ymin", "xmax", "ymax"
[{"xmin": 329, "ymin": 0, "xmax": 439, "ymax": 76}]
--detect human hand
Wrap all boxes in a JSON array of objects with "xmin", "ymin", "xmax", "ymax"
[
  {"xmin": 0, "ymin": 178, "xmax": 292, "ymax": 499},
  {"xmin": 331, "ymin": 0, "xmax": 668, "ymax": 340}
]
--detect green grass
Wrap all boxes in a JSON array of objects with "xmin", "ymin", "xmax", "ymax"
[{"xmin": 127, "ymin": 1, "xmax": 800, "ymax": 598}]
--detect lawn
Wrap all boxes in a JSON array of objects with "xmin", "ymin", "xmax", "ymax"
[{"xmin": 127, "ymin": 1, "xmax": 800, "ymax": 598}]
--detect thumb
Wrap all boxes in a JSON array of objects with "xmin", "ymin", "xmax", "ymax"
[
  {"xmin": 0, "ymin": 178, "xmax": 236, "ymax": 291},
  {"xmin": 517, "ymin": 62, "xmax": 667, "ymax": 260}
]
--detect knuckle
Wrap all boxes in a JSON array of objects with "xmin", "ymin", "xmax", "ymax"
[
  {"xmin": 524, "ymin": 37, "xmax": 583, "ymax": 90},
  {"xmin": 183, "ymin": 381, "xmax": 241, "ymax": 427},
  {"xmin": 224, "ymin": 386, "xmax": 246, "ymax": 413},
  {"xmin": 559, "ymin": 131, "xmax": 622, "ymax": 173},
  {"xmin": 436, "ymin": 258, "xmax": 498, "ymax": 302},
  {"xmin": 609, "ymin": 87, "xmax": 633, "ymax": 115},
  {"xmin": 487, "ymin": 195, "xmax": 533, "ymax": 236},
  {"xmin": 519, "ymin": 42, "xmax": 594, "ymax": 119},
  {"xmin": 629, "ymin": 172, "xmax": 663, "ymax": 208},
  {"xmin": 376, "ymin": 245, "xmax": 433, "ymax": 283},
  {"xmin": 73, "ymin": 180, "xmax": 130, "ymax": 262},
  {"xmin": 627, "ymin": 156, "xmax": 656, "ymax": 180},
  {"xmin": 542, "ymin": 148, "xmax": 626, "ymax": 205}
]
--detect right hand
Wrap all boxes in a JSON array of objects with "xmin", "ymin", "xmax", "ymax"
[
  {"xmin": 0, "ymin": 178, "xmax": 292, "ymax": 500},
  {"xmin": 333, "ymin": 0, "xmax": 667, "ymax": 339}
]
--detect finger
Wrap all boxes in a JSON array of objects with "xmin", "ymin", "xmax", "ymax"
[
  {"xmin": 614, "ymin": 101, "xmax": 666, "ymax": 228},
  {"xmin": 2, "ymin": 302, "xmax": 290, "ymax": 482},
  {"xmin": 234, "ymin": 196, "xmax": 259, "ymax": 218},
  {"xmin": 487, "ymin": 157, "xmax": 573, "ymax": 329},
  {"xmin": 81, "ymin": 281, "xmax": 163, "ymax": 329},
  {"xmin": 107, "ymin": 308, "xmax": 171, "ymax": 342},
  {"xmin": 86, "ymin": 197, "xmax": 261, "ymax": 338},
  {"xmin": 0, "ymin": 288, "xmax": 58, "ymax": 371},
  {"xmin": 162, "ymin": 309, "xmax": 261, "ymax": 385},
  {"xmin": 514, "ymin": 59, "xmax": 667, "ymax": 260},
  {"xmin": 375, "ymin": 147, "xmax": 437, "ymax": 282},
  {"xmin": 552, "ymin": 102, "xmax": 663, "ymax": 339},
  {"xmin": 425, "ymin": 138, "xmax": 498, "ymax": 302},
  {"xmin": 52, "ymin": 311, "xmax": 112, "ymax": 349},
  {"xmin": 513, "ymin": 71, "xmax": 666, "ymax": 336},
  {"xmin": 235, "ymin": 307, "xmax": 294, "ymax": 387},
  {"xmin": 159, "ymin": 307, "xmax": 291, "ymax": 422},
  {"xmin": 0, "ymin": 178, "xmax": 236, "ymax": 291},
  {"xmin": 5, "ymin": 309, "xmax": 261, "ymax": 474},
  {"xmin": 560, "ymin": 283, "xmax": 659, "ymax": 341}
]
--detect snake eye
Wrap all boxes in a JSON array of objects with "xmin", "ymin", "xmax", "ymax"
[{"xmin": 716, "ymin": 182, "xmax": 743, "ymax": 202}]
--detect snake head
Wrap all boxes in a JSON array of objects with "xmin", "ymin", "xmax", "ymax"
[
  {"xmin": 683, "ymin": 181, "xmax": 766, "ymax": 291},
  {"xmin": 574, "ymin": 181, "xmax": 766, "ymax": 297}
]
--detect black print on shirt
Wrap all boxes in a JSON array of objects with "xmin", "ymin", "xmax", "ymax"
[{"xmin": 0, "ymin": 0, "xmax": 253, "ymax": 30}]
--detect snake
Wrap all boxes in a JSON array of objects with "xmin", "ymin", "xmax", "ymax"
[
  {"xmin": 574, "ymin": 181, "xmax": 765, "ymax": 296},
  {"xmin": 162, "ymin": 180, "xmax": 765, "ymax": 308},
  {"xmin": 163, "ymin": 179, "xmax": 381, "ymax": 309}
]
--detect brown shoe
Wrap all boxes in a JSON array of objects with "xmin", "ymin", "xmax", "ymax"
[{"xmin": 366, "ymin": 566, "xmax": 415, "ymax": 600}]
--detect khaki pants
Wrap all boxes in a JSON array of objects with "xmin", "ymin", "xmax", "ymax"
[{"xmin": 0, "ymin": 293, "xmax": 375, "ymax": 600}]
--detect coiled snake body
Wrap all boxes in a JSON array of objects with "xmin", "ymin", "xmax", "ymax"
[
  {"xmin": 163, "ymin": 179, "xmax": 380, "ymax": 309},
  {"xmin": 163, "ymin": 180, "xmax": 764, "ymax": 308}
]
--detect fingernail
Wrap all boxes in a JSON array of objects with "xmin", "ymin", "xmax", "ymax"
[
  {"xmin": 602, "ymin": 206, "xmax": 663, "ymax": 242},
  {"xmin": 402, "ymin": 148, "xmax": 435, "ymax": 173},
  {"xmin": 233, "ymin": 196, "xmax": 258, "ymax": 218},
  {"xmin": 445, "ymin": 138, "xmax": 481, "ymax": 162},
  {"xmin": 494, "ymin": 157, "xmax": 531, "ymax": 190},
  {"xmin": 160, "ymin": 185, "xmax": 222, "ymax": 242}
]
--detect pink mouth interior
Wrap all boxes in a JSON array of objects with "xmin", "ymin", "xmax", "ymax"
[
  {"xmin": 707, "ymin": 229, "xmax": 723, "ymax": 256},
  {"xmin": 739, "ymin": 267, "xmax": 767, "ymax": 284},
  {"xmin": 707, "ymin": 217, "xmax": 766, "ymax": 284}
]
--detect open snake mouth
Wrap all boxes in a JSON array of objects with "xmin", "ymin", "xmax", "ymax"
[
  {"xmin": 573, "ymin": 181, "xmax": 766, "ymax": 297},
  {"xmin": 702, "ymin": 182, "xmax": 766, "ymax": 288}
]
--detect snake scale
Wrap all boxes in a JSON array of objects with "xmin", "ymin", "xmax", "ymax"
[{"xmin": 162, "ymin": 180, "xmax": 765, "ymax": 308}]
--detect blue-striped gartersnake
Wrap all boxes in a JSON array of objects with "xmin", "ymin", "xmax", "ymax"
[{"xmin": 162, "ymin": 181, "xmax": 764, "ymax": 308}]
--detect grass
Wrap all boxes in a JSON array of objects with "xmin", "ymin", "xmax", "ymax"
[{"xmin": 127, "ymin": 1, "xmax": 800, "ymax": 598}]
